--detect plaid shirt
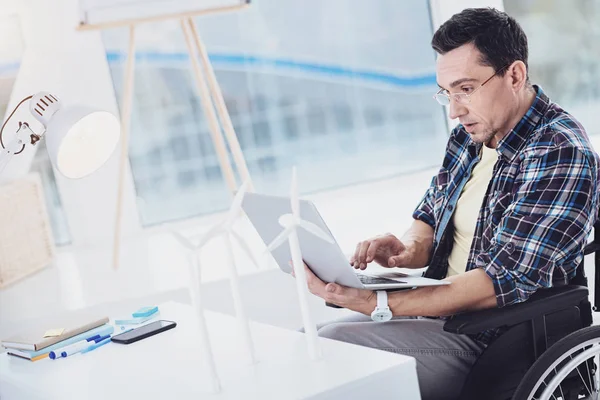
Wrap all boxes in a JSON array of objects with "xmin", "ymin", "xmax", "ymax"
[{"xmin": 413, "ymin": 86, "xmax": 600, "ymax": 345}]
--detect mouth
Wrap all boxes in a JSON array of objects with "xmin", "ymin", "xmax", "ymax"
[{"xmin": 463, "ymin": 122, "xmax": 478, "ymax": 133}]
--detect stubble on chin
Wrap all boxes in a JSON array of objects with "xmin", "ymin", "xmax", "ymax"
[{"xmin": 469, "ymin": 129, "xmax": 496, "ymax": 145}]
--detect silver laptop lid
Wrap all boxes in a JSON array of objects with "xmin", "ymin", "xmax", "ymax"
[{"xmin": 242, "ymin": 192, "xmax": 365, "ymax": 289}]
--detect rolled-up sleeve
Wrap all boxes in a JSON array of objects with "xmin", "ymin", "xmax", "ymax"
[
  {"xmin": 412, "ymin": 175, "xmax": 437, "ymax": 229},
  {"xmin": 477, "ymin": 145, "xmax": 597, "ymax": 308}
]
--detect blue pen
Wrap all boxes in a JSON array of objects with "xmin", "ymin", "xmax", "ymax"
[
  {"xmin": 61, "ymin": 335, "xmax": 111, "ymax": 358},
  {"xmin": 50, "ymin": 335, "xmax": 104, "ymax": 359},
  {"xmin": 81, "ymin": 337, "xmax": 111, "ymax": 354}
]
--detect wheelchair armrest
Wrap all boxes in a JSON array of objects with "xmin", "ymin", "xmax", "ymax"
[{"xmin": 443, "ymin": 285, "xmax": 589, "ymax": 335}]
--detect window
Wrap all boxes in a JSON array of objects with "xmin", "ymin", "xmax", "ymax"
[
  {"xmin": 102, "ymin": 0, "xmax": 447, "ymax": 226},
  {"xmin": 505, "ymin": 0, "xmax": 600, "ymax": 136}
]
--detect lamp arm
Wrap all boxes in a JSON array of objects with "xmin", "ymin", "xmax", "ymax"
[
  {"xmin": 0, "ymin": 122, "xmax": 40, "ymax": 177},
  {"xmin": 0, "ymin": 95, "xmax": 46, "ymax": 177},
  {"xmin": 0, "ymin": 95, "xmax": 33, "ymax": 149},
  {"xmin": 0, "ymin": 139, "xmax": 15, "ymax": 174}
]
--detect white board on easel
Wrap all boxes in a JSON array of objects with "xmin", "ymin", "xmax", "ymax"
[
  {"xmin": 78, "ymin": 0, "xmax": 250, "ymax": 29},
  {"xmin": 75, "ymin": 0, "xmax": 255, "ymax": 269}
]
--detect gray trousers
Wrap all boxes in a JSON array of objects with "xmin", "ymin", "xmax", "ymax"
[{"xmin": 316, "ymin": 313, "xmax": 485, "ymax": 400}]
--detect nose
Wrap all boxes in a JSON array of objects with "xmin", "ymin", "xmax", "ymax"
[{"xmin": 448, "ymin": 98, "xmax": 468, "ymax": 120}]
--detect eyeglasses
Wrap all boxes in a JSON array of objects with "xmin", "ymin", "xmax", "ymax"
[{"xmin": 433, "ymin": 64, "xmax": 510, "ymax": 106}]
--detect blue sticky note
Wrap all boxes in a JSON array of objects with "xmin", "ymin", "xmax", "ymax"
[
  {"xmin": 132, "ymin": 306, "xmax": 158, "ymax": 318},
  {"xmin": 114, "ymin": 313, "xmax": 157, "ymax": 325}
]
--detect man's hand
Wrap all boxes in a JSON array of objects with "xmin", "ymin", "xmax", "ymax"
[
  {"xmin": 291, "ymin": 262, "xmax": 376, "ymax": 315},
  {"xmin": 350, "ymin": 233, "xmax": 413, "ymax": 270},
  {"xmin": 290, "ymin": 262, "xmax": 498, "ymax": 318}
]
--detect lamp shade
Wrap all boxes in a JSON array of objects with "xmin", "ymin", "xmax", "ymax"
[{"xmin": 44, "ymin": 106, "xmax": 120, "ymax": 179}]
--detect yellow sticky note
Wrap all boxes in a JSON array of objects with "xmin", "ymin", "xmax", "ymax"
[{"xmin": 43, "ymin": 328, "xmax": 65, "ymax": 338}]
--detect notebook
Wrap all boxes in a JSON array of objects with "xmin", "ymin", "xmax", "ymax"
[
  {"xmin": 6, "ymin": 324, "xmax": 114, "ymax": 361},
  {"xmin": 2, "ymin": 314, "xmax": 109, "ymax": 351}
]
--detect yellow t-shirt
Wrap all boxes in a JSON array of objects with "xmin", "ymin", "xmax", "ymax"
[{"xmin": 446, "ymin": 144, "xmax": 498, "ymax": 278}]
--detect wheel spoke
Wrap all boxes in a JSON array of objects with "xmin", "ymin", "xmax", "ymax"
[
  {"xmin": 542, "ymin": 379, "xmax": 557, "ymax": 400},
  {"xmin": 585, "ymin": 353, "xmax": 594, "ymax": 397},
  {"xmin": 596, "ymin": 353, "xmax": 600, "ymax": 396},
  {"xmin": 541, "ymin": 371, "xmax": 558, "ymax": 400},
  {"xmin": 577, "ymin": 361, "xmax": 592, "ymax": 397},
  {"xmin": 555, "ymin": 367, "xmax": 565, "ymax": 400},
  {"xmin": 593, "ymin": 352, "xmax": 600, "ymax": 400}
]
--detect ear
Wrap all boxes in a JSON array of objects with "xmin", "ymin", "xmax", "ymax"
[{"xmin": 506, "ymin": 61, "xmax": 528, "ymax": 92}]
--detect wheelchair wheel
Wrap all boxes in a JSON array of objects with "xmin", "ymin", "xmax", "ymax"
[{"xmin": 513, "ymin": 325, "xmax": 600, "ymax": 400}]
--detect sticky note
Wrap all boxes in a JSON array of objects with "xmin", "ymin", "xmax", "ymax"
[
  {"xmin": 132, "ymin": 306, "xmax": 158, "ymax": 318},
  {"xmin": 43, "ymin": 328, "xmax": 65, "ymax": 337}
]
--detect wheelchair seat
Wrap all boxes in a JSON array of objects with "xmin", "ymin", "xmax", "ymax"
[{"xmin": 444, "ymin": 221, "xmax": 600, "ymax": 400}]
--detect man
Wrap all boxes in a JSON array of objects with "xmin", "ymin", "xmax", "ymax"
[{"xmin": 296, "ymin": 7, "xmax": 600, "ymax": 400}]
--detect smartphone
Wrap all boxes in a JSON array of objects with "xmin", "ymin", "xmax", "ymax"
[{"xmin": 111, "ymin": 320, "xmax": 176, "ymax": 344}]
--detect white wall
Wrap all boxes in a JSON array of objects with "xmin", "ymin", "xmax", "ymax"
[{"xmin": 1, "ymin": 0, "xmax": 141, "ymax": 247}]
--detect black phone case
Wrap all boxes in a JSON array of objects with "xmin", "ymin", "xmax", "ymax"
[{"xmin": 111, "ymin": 320, "xmax": 177, "ymax": 344}]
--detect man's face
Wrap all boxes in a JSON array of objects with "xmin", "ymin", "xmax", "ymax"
[{"xmin": 436, "ymin": 43, "xmax": 515, "ymax": 145}]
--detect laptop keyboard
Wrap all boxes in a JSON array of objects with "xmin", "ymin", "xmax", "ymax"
[{"xmin": 357, "ymin": 274, "xmax": 406, "ymax": 285}]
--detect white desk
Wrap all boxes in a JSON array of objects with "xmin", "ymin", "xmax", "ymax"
[{"xmin": 0, "ymin": 301, "xmax": 421, "ymax": 399}]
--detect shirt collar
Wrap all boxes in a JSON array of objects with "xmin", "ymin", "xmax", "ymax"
[
  {"xmin": 464, "ymin": 85, "xmax": 550, "ymax": 161},
  {"xmin": 494, "ymin": 85, "xmax": 550, "ymax": 162}
]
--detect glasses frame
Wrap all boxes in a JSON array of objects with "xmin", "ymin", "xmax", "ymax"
[{"xmin": 433, "ymin": 64, "xmax": 510, "ymax": 106}]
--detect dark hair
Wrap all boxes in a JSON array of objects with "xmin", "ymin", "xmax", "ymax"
[{"xmin": 431, "ymin": 8, "xmax": 529, "ymax": 78}]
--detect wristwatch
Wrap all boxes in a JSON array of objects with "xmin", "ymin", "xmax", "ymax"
[{"xmin": 371, "ymin": 290, "xmax": 393, "ymax": 322}]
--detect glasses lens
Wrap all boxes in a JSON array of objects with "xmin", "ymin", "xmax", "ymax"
[{"xmin": 434, "ymin": 93, "xmax": 450, "ymax": 106}]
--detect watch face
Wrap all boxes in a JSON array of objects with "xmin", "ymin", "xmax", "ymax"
[{"xmin": 372, "ymin": 311, "xmax": 392, "ymax": 322}]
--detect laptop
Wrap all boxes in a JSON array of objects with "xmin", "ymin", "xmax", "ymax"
[{"xmin": 241, "ymin": 192, "xmax": 450, "ymax": 290}]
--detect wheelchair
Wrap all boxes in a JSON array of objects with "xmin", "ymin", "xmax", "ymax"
[{"xmin": 444, "ymin": 221, "xmax": 600, "ymax": 400}]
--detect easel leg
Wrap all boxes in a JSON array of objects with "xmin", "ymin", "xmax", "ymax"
[
  {"xmin": 180, "ymin": 19, "xmax": 238, "ymax": 193},
  {"xmin": 112, "ymin": 24, "xmax": 136, "ymax": 270},
  {"xmin": 187, "ymin": 17, "xmax": 254, "ymax": 191}
]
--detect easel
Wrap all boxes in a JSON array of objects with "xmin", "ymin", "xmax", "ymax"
[{"xmin": 77, "ymin": 2, "xmax": 254, "ymax": 269}]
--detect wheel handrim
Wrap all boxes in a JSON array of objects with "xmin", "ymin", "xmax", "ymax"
[{"xmin": 527, "ymin": 338, "xmax": 600, "ymax": 400}]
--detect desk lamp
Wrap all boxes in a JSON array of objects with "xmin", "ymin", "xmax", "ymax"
[{"xmin": 0, "ymin": 91, "xmax": 120, "ymax": 178}]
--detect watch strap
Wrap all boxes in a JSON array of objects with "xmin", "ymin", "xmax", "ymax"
[{"xmin": 376, "ymin": 290, "xmax": 388, "ymax": 310}]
